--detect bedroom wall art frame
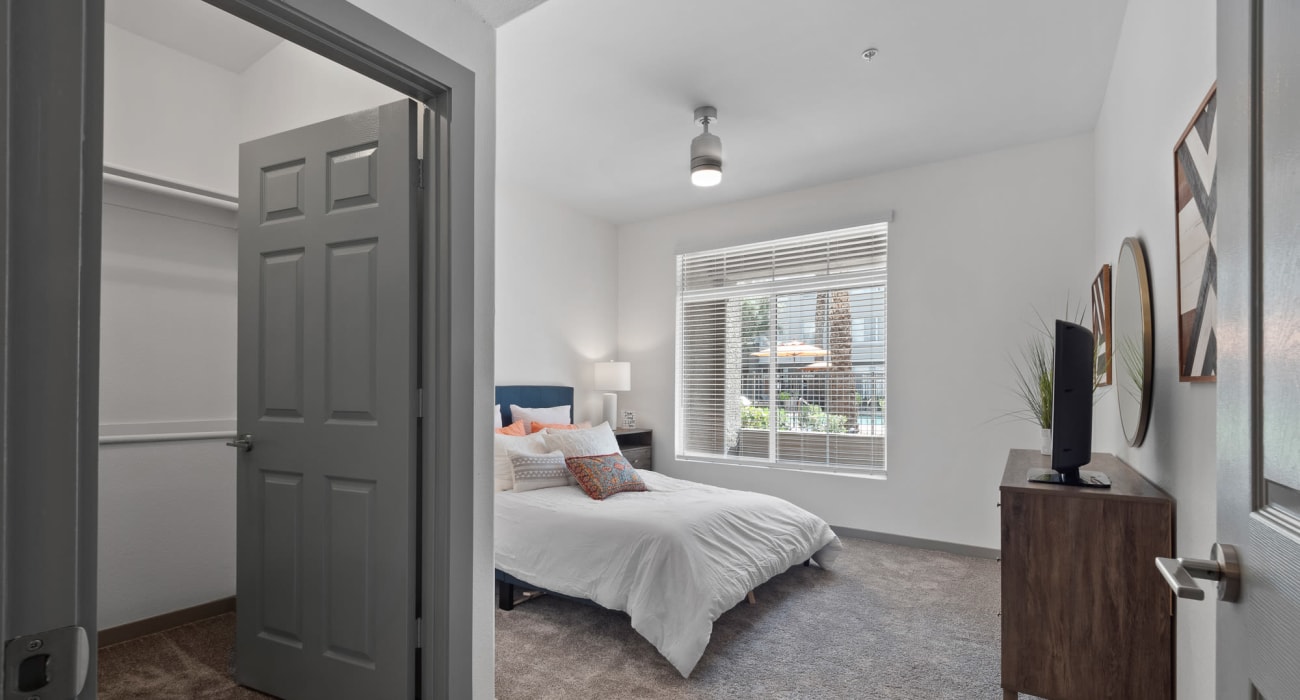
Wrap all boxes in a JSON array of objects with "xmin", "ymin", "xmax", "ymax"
[
  {"xmin": 1173, "ymin": 83, "xmax": 1218, "ymax": 382},
  {"xmin": 1092, "ymin": 264, "xmax": 1112, "ymax": 387}
]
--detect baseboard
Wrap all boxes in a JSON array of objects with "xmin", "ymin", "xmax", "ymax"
[
  {"xmin": 831, "ymin": 526, "xmax": 999, "ymax": 560},
  {"xmin": 98, "ymin": 597, "xmax": 236, "ymax": 648}
]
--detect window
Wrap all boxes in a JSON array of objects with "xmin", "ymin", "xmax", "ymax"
[{"xmin": 676, "ymin": 223, "xmax": 888, "ymax": 474}]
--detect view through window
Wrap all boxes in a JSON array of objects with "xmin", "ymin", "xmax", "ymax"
[{"xmin": 676, "ymin": 223, "xmax": 888, "ymax": 474}]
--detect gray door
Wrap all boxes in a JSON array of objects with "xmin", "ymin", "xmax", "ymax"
[
  {"xmin": 235, "ymin": 100, "xmax": 419, "ymax": 700},
  {"xmin": 1217, "ymin": 1, "xmax": 1300, "ymax": 698}
]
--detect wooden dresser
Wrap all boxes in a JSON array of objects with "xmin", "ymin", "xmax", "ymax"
[{"xmin": 1000, "ymin": 449, "xmax": 1174, "ymax": 700}]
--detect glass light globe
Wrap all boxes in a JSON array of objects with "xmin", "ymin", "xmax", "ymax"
[{"xmin": 691, "ymin": 166, "xmax": 722, "ymax": 187}]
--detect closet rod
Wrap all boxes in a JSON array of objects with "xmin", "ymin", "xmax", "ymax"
[
  {"xmin": 103, "ymin": 164, "xmax": 239, "ymax": 211},
  {"xmin": 99, "ymin": 431, "xmax": 237, "ymax": 446}
]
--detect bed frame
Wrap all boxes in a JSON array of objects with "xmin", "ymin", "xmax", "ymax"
[{"xmin": 495, "ymin": 570, "xmax": 595, "ymax": 612}]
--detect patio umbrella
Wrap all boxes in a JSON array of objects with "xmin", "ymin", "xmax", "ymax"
[{"xmin": 750, "ymin": 340, "xmax": 828, "ymax": 357}]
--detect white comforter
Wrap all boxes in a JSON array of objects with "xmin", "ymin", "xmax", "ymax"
[{"xmin": 494, "ymin": 470, "xmax": 842, "ymax": 677}]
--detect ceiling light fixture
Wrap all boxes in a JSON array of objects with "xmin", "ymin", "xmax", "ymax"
[{"xmin": 690, "ymin": 106, "xmax": 722, "ymax": 187}]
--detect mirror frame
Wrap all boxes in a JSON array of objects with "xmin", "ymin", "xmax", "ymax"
[{"xmin": 1116, "ymin": 236, "xmax": 1155, "ymax": 446}]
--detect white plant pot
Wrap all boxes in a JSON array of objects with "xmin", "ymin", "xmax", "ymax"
[{"xmin": 1040, "ymin": 428, "xmax": 1052, "ymax": 456}]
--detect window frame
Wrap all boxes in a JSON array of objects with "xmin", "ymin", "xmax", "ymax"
[{"xmin": 674, "ymin": 221, "xmax": 890, "ymax": 477}]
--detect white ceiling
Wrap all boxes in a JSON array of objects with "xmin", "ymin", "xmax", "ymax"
[
  {"xmin": 455, "ymin": 0, "xmax": 552, "ymax": 27},
  {"xmin": 106, "ymin": 0, "xmax": 282, "ymax": 74},
  {"xmin": 499, "ymin": 0, "xmax": 1131, "ymax": 224}
]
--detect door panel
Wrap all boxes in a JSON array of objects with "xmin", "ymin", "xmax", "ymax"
[
  {"xmin": 1262, "ymin": 0, "xmax": 1300, "ymax": 497},
  {"xmin": 324, "ymin": 477, "xmax": 377, "ymax": 667},
  {"xmin": 325, "ymin": 239, "xmax": 379, "ymax": 422},
  {"xmin": 1246, "ymin": 517, "xmax": 1300, "ymax": 696},
  {"xmin": 260, "ymin": 471, "xmax": 304, "ymax": 646},
  {"xmin": 236, "ymin": 100, "xmax": 418, "ymax": 700},
  {"xmin": 259, "ymin": 250, "xmax": 306, "ymax": 420},
  {"xmin": 1218, "ymin": 1, "xmax": 1300, "ymax": 698},
  {"xmin": 1254, "ymin": 0, "xmax": 1300, "ymax": 696}
]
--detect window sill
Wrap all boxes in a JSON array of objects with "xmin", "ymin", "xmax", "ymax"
[{"xmin": 675, "ymin": 454, "xmax": 887, "ymax": 481}]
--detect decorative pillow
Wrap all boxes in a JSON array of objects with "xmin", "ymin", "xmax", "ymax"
[
  {"xmin": 508, "ymin": 449, "xmax": 572, "ymax": 492},
  {"xmin": 531, "ymin": 421, "xmax": 591, "ymax": 433},
  {"xmin": 542, "ymin": 422, "xmax": 621, "ymax": 459},
  {"xmin": 494, "ymin": 404, "xmax": 503, "ymax": 430},
  {"xmin": 510, "ymin": 404, "xmax": 571, "ymax": 433},
  {"xmin": 495, "ymin": 421, "xmax": 527, "ymax": 436},
  {"xmin": 565, "ymin": 453, "xmax": 646, "ymax": 500},
  {"xmin": 493, "ymin": 432, "xmax": 549, "ymax": 492}
]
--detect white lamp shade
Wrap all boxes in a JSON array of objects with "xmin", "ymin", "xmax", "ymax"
[{"xmin": 594, "ymin": 361, "xmax": 631, "ymax": 392}]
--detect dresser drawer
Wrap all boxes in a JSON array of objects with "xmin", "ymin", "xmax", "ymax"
[{"xmin": 622, "ymin": 446, "xmax": 653, "ymax": 471}]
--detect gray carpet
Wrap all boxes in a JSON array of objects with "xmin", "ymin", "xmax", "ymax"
[{"xmin": 494, "ymin": 537, "xmax": 1007, "ymax": 700}]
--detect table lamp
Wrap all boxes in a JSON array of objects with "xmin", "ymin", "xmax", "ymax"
[{"xmin": 594, "ymin": 361, "xmax": 631, "ymax": 429}]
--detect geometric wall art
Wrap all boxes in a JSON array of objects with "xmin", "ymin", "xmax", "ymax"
[
  {"xmin": 1091, "ymin": 264, "xmax": 1111, "ymax": 387},
  {"xmin": 1173, "ymin": 84, "xmax": 1217, "ymax": 382}
]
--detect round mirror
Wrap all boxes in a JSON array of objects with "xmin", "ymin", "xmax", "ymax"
[{"xmin": 1113, "ymin": 237, "xmax": 1154, "ymax": 446}]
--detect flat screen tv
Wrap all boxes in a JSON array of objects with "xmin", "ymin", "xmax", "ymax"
[{"xmin": 1028, "ymin": 320, "xmax": 1111, "ymax": 488}]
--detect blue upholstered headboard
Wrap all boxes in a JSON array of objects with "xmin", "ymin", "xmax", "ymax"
[{"xmin": 494, "ymin": 385, "xmax": 575, "ymax": 426}]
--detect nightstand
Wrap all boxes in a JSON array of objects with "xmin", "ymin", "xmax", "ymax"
[{"xmin": 613, "ymin": 428, "xmax": 653, "ymax": 471}]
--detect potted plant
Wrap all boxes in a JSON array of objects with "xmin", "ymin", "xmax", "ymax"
[
  {"xmin": 1009, "ymin": 329, "xmax": 1054, "ymax": 454},
  {"xmin": 1007, "ymin": 303, "xmax": 1097, "ymax": 455}
]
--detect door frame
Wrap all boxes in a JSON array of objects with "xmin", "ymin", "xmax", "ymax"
[
  {"xmin": 0, "ymin": 0, "xmax": 105, "ymax": 695},
  {"xmin": 0, "ymin": 1, "xmax": 481, "ymax": 697}
]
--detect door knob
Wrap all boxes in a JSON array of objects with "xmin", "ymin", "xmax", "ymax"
[
  {"xmin": 226, "ymin": 434, "xmax": 254, "ymax": 452},
  {"xmin": 1155, "ymin": 542, "xmax": 1240, "ymax": 603}
]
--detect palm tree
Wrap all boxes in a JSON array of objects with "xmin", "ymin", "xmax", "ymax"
[{"xmin": 816, "ymin": 289, "xmax": 857, "ymax": 427}]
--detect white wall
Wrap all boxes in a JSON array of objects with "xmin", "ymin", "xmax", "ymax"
[
  {"xmin": 98, "ymin": 183, "xmax": 238, "ymax": 629},
  {"xmin": 617, "ymin": 133, "xmax": 1096, "ymax": 551},
  {"xmin": 104, "ymin": 23, "xmax": 240, "ymax": 195},
  {"xmin": 237, "ymin": 41, "xmax": 404, "ymax": 146},
  {"xmin": 99, "ymin": 188, "xmax": 238, "ymax": 427},
  {"xmin": 1092, "ymin": 0, "xmax": 1218, "ymax": 696},
  {"xmin": 495, "ymin": 181, "xmax": 619, "ymax": 422}
]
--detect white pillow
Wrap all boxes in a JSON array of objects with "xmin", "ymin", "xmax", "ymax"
[
  {"xmin": 542, "ymin": 421, "xmax": 621, "ymax": 459},
  {"xmin": 510, "ymin": 404, "xmax": 571, "ymax": 433},
  {"xmin": 493, "ymin": 404, "xmax": 503, "ymax": 430},
  {"xmin": 508, "ymin": 449, "xmax": 571, "ymax": 493},
  {"xmin": 493, "ymin": 432, "xmax": 549, "ymax": 492}
]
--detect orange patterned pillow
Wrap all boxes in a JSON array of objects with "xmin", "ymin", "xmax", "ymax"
[
  {"xmin": 531, "ymin": 421, "xmax": 590, "ymax": 433},
  {"xmin": 565, "ymin": 453, "xmax": 646, "ymax": 500},
  {"xmin": 495, "ymin": 421, "xmax": 528, "ymax": 436}
]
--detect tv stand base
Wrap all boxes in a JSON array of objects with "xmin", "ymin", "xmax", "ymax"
[{"xmin": 1026, "ymin": 467, "xmax": 1112, "ymax": 488}]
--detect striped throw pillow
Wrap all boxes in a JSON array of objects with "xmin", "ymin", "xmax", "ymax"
[{"xmin": 508, "ymin": 449, "xmax": 572, "ymax": 492}]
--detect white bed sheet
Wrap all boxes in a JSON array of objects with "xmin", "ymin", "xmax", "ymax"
[{"xmin": 494, "ymin": 470, "xmax": 842, "ymax": 677}]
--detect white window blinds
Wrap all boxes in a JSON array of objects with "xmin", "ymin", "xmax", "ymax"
[{"xmin": 676, "ymin": 223, "xmax": 888, "ymax": 474}]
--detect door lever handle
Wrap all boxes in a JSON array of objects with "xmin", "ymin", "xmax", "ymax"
[
  {"xmin": 1155, "ymin": 557, "xmax": 1210, "ymax": 600},
  {"xmin": 1154, "ymin": 543, "xmax": 1240, "ymax": 603},
  {"xmin": 226, "ymin": 434, "xmax": 254, "ymax": 452}
]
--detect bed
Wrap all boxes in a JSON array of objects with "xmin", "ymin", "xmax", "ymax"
[{"xmin": 493, "ymin": 385, "xmax": 842, "ymax": 678}]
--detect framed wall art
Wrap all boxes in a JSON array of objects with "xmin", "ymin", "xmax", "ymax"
[
  {"xmin": 1173, "ymin": 84, "xmax": 1217, "ymax": 382},
  {"xmin": 1092, "ymin": 264, "xmax": 1112, "ymax": 387}
]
